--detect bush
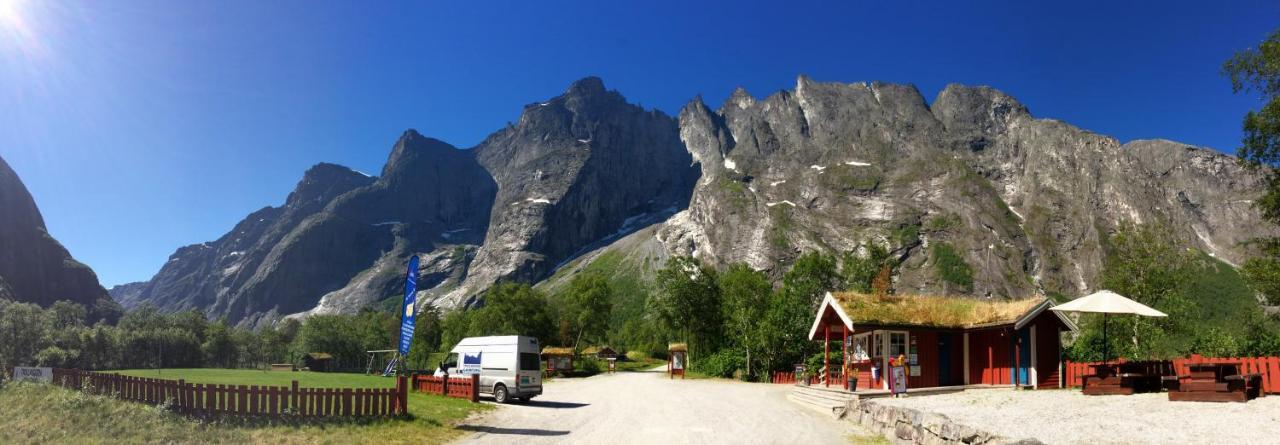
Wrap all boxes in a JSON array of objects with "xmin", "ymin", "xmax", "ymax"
[
  {"xmin": 579, "ymin": 358, "xmax": 602, "ymax": 374},
  {"xmin": 931, "ymin": 242, "xmax": 973, "ymax": 290},
  {"xmin": 625, "ymin": 350, "xmax": 649, "ymax": 362},
  {"xmin": 693, "ymin": 349, "xmax": 745, "ymax": 378}
]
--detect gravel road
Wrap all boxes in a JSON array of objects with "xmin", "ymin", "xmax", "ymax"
[
  {"xmin": 876, "ymin": 389, "xmax": 1280, "ymax": 444},
  {"xmin": 453, "ymin": 368, "xmax": 857, "ymax": 444}
]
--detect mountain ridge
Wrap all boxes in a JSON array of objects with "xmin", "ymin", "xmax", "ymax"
[
  {"xmin": 111, "ymin": 75, "xmax": 1277, "ymax": 327},
  {"xmin": 1, "ymin": 154, "xmax": 121, "ymax": 321}
]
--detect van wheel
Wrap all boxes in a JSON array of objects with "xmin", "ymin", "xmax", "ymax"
[{"xmin": 493, "ymin": 384, "xmax": 510, "ymax": 404}]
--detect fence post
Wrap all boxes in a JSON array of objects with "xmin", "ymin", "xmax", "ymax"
[
  {"xmin": 470, "ymin": 374, "xmax": 479, "ymax": 403},
  {"xmin": 290, "ymin": 380, "xmax": 299, "ymax": 415},
  {"xmin": 395, "ymin": 376, "xmax": 408, "ymax": 416}
]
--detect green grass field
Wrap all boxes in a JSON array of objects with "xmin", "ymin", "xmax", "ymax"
[{"xmin": 0, "ymin": 368, "xmax": 490, "ymax": 444}]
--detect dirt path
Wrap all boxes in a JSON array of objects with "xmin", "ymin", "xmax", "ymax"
[{"xmin": 453, "ymin": 368, "xmax": 857, "ymax": 444}]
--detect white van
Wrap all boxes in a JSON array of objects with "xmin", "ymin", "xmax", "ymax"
[{"xmin": 435, "ymin": 335, "xmax": 543, "ymax": 403}]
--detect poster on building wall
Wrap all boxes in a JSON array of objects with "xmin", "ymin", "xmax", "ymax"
[
  {"xmin": 909, "ymin": 366, "xmax": 921, "ymax": 377},
  {"xmin": 890, "ymin": 365, "xmax": 907, "ymax": 394}
]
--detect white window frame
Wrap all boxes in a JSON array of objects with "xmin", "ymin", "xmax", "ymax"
[
  {"xmin": 851, "ymin": 332, "xmax": 872, "ymax": 362},
  {"xmin": 879, "ymin": 330, "xmax": 910, "ymax": 389}
]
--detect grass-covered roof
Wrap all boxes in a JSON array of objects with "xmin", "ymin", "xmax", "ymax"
[
  {"xmin": 542, "ymin": 347, "xmax": 575, "ymax": 356},
  {"xmin": 832, "ymin": 292, "xmax": 1046, "ymax": 329}
]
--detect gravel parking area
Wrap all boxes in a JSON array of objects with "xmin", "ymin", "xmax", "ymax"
[
  {"xmin": 455, "ymin": 369, "xmax": 858, "ymax": 444},
  {"xmin": 876, "ymin": 389, "xmax": 1280, "ymax": 444}
]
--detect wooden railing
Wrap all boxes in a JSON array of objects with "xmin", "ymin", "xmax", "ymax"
[
  {"xmin": 1065, "ymin": 355, "xmax": 1280, "ymax": 394},
  {"xmin": 770, "ymin": 371, "xmax": 816, "ymax": 384},
  {"xmin": 4, "ymin": 368, "xmax": 408, "ymax": 418},
  {"xmin": 411, "ymin": 374, "xmax": 479, "ymax": 402}
]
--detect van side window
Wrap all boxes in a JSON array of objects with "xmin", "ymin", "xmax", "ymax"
[{"xmin": 520, "ymin": 353, "xmax": 540, "ymax": 371}]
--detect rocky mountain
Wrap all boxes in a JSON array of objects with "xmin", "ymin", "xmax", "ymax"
[
  {"xmin": 657, "ymin": 77, "xmax": 1274, "ymax": 298},
  {"xmin": 115, "ymin": 76, "xmax": 1276, "ymax": 327},
  {"xmin": 0, "ymin": 154, "xmax": 120, "ymax": 321},
  {"xmin": 437, "ymin": 77, "xmax": 698, "ymax": 308}
]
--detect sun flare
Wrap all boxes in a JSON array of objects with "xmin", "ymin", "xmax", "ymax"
[{"xmin": 0, "ymin": 0, "xmax": 27, "ymax": 31}]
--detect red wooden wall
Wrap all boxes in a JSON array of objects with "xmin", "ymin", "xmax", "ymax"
[
  {"xmin": 907, "ymin": 331, "xmax": 939, "ymax": 389},
  {"xmin": 1034, "ymin": 321, "xmax": 1060, "ymax": 387},
  {"xmin": 968, "ymin": 329, "xmax": 1013, "ymax": 385}
]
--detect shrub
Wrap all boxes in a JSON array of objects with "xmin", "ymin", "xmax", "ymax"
[
  {"xmin": 931, "ymin": 242, "xmax": 973, "ymax": 290},
  {"xmin": 579, "ymin": 358, "xmax": 602, "ymax": 374},
  {"xmin": 693, "ymin": 349, "xmax": 745, "ymax": 378},
  {"xmin": 625, "ymin": 350, "xmax": 649, "ymax": 361}
]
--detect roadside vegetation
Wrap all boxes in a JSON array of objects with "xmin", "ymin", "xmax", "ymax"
[
  {"xmin": 0, "ymin": 378, "xmax": 485, "ymax": 444},
  {"xmin": 1065, "ymin": 223, "xmax": 1280, "ymax": 361}
]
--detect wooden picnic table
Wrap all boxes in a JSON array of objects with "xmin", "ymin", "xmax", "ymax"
[
  {"xmin": 1168, "ymin": 362, "xmax": 1262, "ymax": 403},
  {"xmin": 1082, "ymin": 363, "xmax": 1161, "ymax": 395}
]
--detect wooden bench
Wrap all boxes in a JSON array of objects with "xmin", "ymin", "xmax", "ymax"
[
  {"xmin": 1082, "ymin": 364, "xmax": 1161, "ymax": 395},
  {"xmin": 1168, "ymin": 363, "xmax": 1260, "ymax": 403}
]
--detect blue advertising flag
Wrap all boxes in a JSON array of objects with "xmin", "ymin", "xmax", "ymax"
[{"xmin": 398, "ymin": 255, "xmax": 420, "ymax": 355}]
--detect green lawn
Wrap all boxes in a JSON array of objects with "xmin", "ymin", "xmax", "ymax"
[
  {"xmin": 613, "ymin": 358, "xmax": 664, "ymax": 372},
  {"xmin": 0, "ymin": 368, "xmax": 490, "ymax": 444}
]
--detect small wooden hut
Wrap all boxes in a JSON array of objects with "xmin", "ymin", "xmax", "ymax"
[
  {"xmin": 583, "ymin": 346, "xmax": 618, "ymax": 360},
  {"xmin": 543, "ymin": 347, "xmax": 576, "ymax": 373},
  {"xmin": 668, "ymin": 343, "xmax": 688, "ymax": 379},
  {"xmin": 304, "ymin": 352, "xmax": 333, "ymax": 372},
  {"xmin": 809, "ymin": 292, "xmax": 1077, "ymax": 392}
]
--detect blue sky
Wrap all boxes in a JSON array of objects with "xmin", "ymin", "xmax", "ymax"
[{"xmin": 1, "ymin": 0, "xmax": 1276, "ymax": 287}]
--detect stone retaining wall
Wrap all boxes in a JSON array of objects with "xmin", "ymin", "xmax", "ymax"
[{"xmin": 845, "ymin": 399, "xmax": 1044, "ymax": 445}]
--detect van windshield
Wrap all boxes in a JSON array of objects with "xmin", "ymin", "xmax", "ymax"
[{"xmin": 519, "ymin": 352, "xmax": 540, "ymax": 371}]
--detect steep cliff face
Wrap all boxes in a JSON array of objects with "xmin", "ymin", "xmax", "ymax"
[
  {"xmin": 116, "ymin": 132, "xmax": 499, "ymax": 327},
  {"xmin": 434, "ymin": 77, "xmax": 698, "ymax": 308},
  {"xmin": 0, "ymin": 155, "xmax": 119, "ymax": 320},
  {"xmin": 119, "ymin": 76, "xmax": 1276, "ymax": 326},
  {"xmin": 657, "ymin": 77, "xmax": 1275, "ymax": 298},
  {"xmin": 111, "ymin": 162, "xmax": 376, "ymax": 318}
]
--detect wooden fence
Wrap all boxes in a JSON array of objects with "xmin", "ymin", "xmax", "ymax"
[
  {"xmin": 5, "ymin": 368, "xmax": 408, "ymax": 418},
  {"xmin": 1064, "ymin": 355, "xmax": 1280, "ymax": 394},
  {"xmin": 770, "ymin": 371, "xmax": 815, "ymax": 384},
  {"xmin": 411, "ymin": 374, "xmax": 479, "ymax": 402}
]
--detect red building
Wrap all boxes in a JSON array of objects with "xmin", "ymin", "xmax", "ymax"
[{"xmin": 809, "ymin": 292, "xmax": 1077, "ymax": 391}]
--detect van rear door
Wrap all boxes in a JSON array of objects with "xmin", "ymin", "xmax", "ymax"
[{"xmin": 518, "ymin": 351, "xmax": 542, "ymax": 392}]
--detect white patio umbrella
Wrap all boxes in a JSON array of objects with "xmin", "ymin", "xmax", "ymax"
[{"xmin": 1050, "ymin": 290, "xmax": 1167, "ymax": 362}]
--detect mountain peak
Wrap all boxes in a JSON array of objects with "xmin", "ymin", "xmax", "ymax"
[
  {"xmin": 565, "ymin": 76, "xmax": 607, "ymax": 96},
  {"xmin": 932, "ymin": 83, "xmax": 1030, "ymax": 134}
]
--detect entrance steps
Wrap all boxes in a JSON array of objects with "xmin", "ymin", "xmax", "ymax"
[{"xmin": 787, "ymin": 384, "xmax": 856, "ymax": 418}]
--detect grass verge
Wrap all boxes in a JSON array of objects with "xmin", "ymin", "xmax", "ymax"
[{"xmin": 0, "ymin": 369, "xmax": 489, "ymax": 444}]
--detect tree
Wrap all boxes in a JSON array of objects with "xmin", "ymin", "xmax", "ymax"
[
  {"xmin": 782, "ymin": 252, "xmax": 840, "ymax": 309},
  {"xmin": 1226, "ymin": 29, "xmax": 1280, "ymax": 306},
  {"xmin": 1099, "ymin": 223, "xmax": 1196, "ymax": 359},
  {"xmin": 759, "ymin": 286, "xmax": 816, "ymax": 374},
  {"xmin": 718, "ymin": 263, "xmax": 771, "ymax": 377},
  {"xmin": 931, "ymin": 242, "xmax": 974, "ymax": 293},
  {"xmin": 406, "ymin": 307, "xmax": 443, "ymax": 369},
  {"xmin": 560, "ymin": 272, "xmax": 614, "ymax": 350},
  {"xmin": 0, "ymin": 299, "xmax": 52, "ymax": 368},
  {"xmin": 202, "ymin": 320, "xmax": 238, "ymax": 368},
  {"xmin": 841, "ymin": 243, "xmax": 893, "ymax": 293},
  {"xmin": 468, "ymin": 282, "xmax": 556, "ymax": 342},
  {"xmin": 650, "ymin": 256, "xmax": 722, "ymax": 358}
]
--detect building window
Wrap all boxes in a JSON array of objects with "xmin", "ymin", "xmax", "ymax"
[
  {"xmin": 851, "ymin": 333, "xmax": 871, "ymax": 361},
  {"xmin": 872, "ymin": 333, "xmax": 883, "ymax": 358},
  {"xmin": 889, "ymin": 332, "xmax": 907, "ymax": 358}
]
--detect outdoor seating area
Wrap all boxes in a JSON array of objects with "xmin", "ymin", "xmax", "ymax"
[
  {"xmin": 1081, "ymin": 361, "xmax": 1167, "ymax": 395},
  {"xmin": 1067, "ymin": 355, "xmax": 1278, "ymax": 403},
  {"xmin": 1167, "ymin": 362, "xmax": 1264, "ymax": 402}
]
